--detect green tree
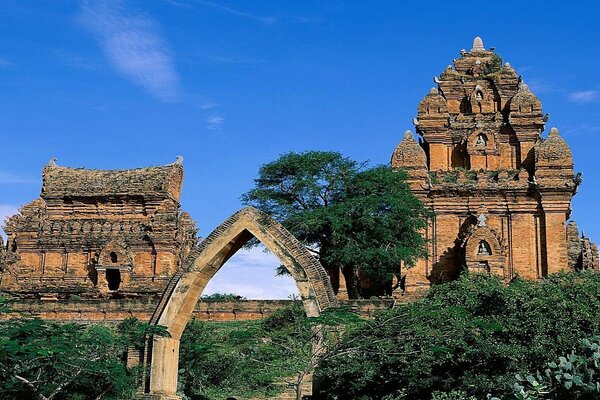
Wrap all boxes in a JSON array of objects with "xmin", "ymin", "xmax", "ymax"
[
  {"xmin": 177, "ymin": 302, "xmax": 361, "ymax": 400},
  {"xmin": 241, "ymin": 151, "xmax": 430, "ymax": 298},
  {"xmin": 315, "ymin": 271, "xmax": 600, "ymax": 400},
  {"xmin": 0, "ymin": 317, "xmax": 166, "ymax": 400}
]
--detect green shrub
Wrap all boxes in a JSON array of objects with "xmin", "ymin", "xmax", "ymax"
[
  {"xmin": 178, "ymin": 303, "xmax": 312, "ymax": 400},
  {"xmin": 316, "ymin": 271, "xmax": 600, "ymax": 400},
  {"xmin": 513, "ymin": 336, "xmax": 600, "ymax": 399}
]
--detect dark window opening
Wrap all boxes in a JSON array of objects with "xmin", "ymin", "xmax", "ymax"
[
  {"xmin": 110, "ymin": 252, "xmax": 118, "ymax": 263},
  {"xmin": 106, "ymin": 269, "xmax": 121, "ymax": 290}
]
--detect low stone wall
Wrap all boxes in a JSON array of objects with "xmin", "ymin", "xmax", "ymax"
[{"xmin": 0, "ymin": 297, "xmax": 406, "ymax": 324}]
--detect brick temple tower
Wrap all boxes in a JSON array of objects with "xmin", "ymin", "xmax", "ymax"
[
  {"xmin": 0, "ymin": 158, "xmax": 198, "ymax": 299},
  {"xmin": 391, "ymin": 37, "xmax": 598, "ymax": 291}
]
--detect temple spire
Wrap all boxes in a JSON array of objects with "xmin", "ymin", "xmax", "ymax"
[{"xmin": 472, "ymin": 36, "xmax": 485, "ymax": 51}]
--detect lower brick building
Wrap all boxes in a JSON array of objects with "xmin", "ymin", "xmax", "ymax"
[{"xmin": 0, "ymin": 158, "xmax": 198, "ymax": 300}]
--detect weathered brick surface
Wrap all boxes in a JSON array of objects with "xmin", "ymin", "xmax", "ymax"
[
  {"xmin": 391, "ymin": 37, "xmax": 598, "ymax": 289},
  {"xmin": 0, "ymin": 159, "xmax": 198, "ymax": 300},
  {"xmin": 0, "ymin": 299, "xmax": 397, "ymax": 324}
]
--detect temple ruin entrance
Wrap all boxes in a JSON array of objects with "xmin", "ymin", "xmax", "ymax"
[
  {"xmin": 106, "ymin": 268, "xmax": 121, "ymax": 290},
  {"xmin": 145, "ymin": 207, "xmax": 338, "ymax": 399}
]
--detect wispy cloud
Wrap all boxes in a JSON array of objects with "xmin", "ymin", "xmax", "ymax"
[
  {"xmin": 206, "ymin": 114, "xmax": 225, "ymax": 131},
  {"xmin": 78, "ymin": 1, "xmax": 181, "ymax": 102},
  {"xmin": 194, "ymin": 0, "xmax": 277, "ymax": 25},
  {"xmin": 199, "ymin": 101, "xmax": 219, "ymax": 110},
  {"xmin": 203, "ymin": 247, "xmax": 299, "ymax": 299},
  {"xmin": 568, "ymin": 90, "xmax": 599, "ymax": 103},
  {"xmin": 526, "ymin": 78, "xmax": 556, "ymax": 95},
  {"xmin": 52, "ymin": 49, "xmax": 99, "ymax": 70},
  {"xmin": 0, "ymin": 58, "xmax": 12, "ymax": 67},
  {"xmin": 0, "ymin": 172, "xmax": 38, "ymax": 185},
  {"xmin": 202, "ymin": 53, "xmax": 265, "ymax": 65},
  {"xmin": 563, "ymin": 123, "xmax": 600, "ymax": 134}
]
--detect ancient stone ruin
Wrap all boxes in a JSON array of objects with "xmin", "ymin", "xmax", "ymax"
[
  {"xmin": 391, "ymin": 37, "xmax": 599, "ymax": 291},
  {"xmin": 0, "ymin": 37, "xmax": 598, "ymax": 319},
  {"xmin": 0, "ymin": 159, "xmax": 198, "ymax": 300}
]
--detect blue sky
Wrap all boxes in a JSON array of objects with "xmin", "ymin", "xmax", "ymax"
[{"xmin": 1, "ymin": 1, "xmax": 600, "ymax": 298}]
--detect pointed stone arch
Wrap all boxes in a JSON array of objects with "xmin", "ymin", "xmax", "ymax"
[{"xmin": 146, "ymin": 207, "xmax": 338, "ymax": 398}]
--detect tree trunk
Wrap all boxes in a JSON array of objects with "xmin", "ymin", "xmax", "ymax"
[{"xmin": 342, "ymin": 265, "xmax": 360, "ymax": 299}]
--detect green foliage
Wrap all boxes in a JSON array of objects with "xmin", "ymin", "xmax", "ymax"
[
  {"xmin": 0, "ymin": 317, "xmax": 160, "ymax": 400},
  {"xmin": 0, "ymin": 296, "xmax": 12, "ymax": 313},
  {"xmin": 432, "ymin": 390, "xmax": 478, "ymax": 400},
  {"xmin": 316, "ymin": 271, "xmax": 600, "ymax": 400},
  {"xmin": 200, "ymin": 293, "xmax": 247, "ymax": 302},
  {"xmin": 242, "ymin": 151, "xmax": 430, "ymax": 297},
  {"xmin": 442, "ymin": 170, "xmax": 458, "ymax": 183},
  {"xmin": 178, "ymin": 303, "xmax": 313, "ymax": 400},
  {"xmin": 116, "ymin": 317, "xmax": 169, "ymax": 350},
  {"xmin": 513, "ymin": 337, "xmax": 600, "ymax": 399},
  {"xmin": 482, "ymin": 53, "xmax": 503, "ymax": 76}
]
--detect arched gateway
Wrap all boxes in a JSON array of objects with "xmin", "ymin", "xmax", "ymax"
[{"xmin": 146, "ymin": 207, "xmax": 338, "ymax": 398}]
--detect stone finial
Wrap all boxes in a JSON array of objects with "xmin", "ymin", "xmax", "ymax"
[
  {"xmin": 535, "ymin": 126, "xmax": 573, "ymax": 166},
  {"xmin": 472, "ymin": 36, "xmax": 485, "ymax": 51},
  {"xmin": 391, "ymin": 130, "xmax": 427, "ymax": 171},
  {"xmin": 175, "ymin": 155, "xmax": 184, "ymax": 166},
  {"xmin": 47, "ymin": 157, "xmax": 58, "ymax": 167},
  {"xmin": 429, "ymin": 87, "xmax": 439, "ymax": 95},
  {"xmin": 548, "ymin": 127, "xmax": 560, "ymax": 138},
  {"xmin": 509, "ymin": 81, "xmax": 541, "ymax": 115}
]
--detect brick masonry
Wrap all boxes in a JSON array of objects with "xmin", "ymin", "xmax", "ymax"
[{"xmin": 391, "ymin": 37, "xmax": 599, "ymax": 290}]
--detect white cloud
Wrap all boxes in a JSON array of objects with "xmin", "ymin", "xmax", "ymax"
[
  {"xmin": 206, "ymin": 114, "xmax": 225, "ymax": 130},
  {"xmin": 563, "ymin": 123, "xmax": 600, "ymax": 134},
  {"xmin": 194, "ymin": 0, "xmax": 277, "ymax": 25},
  {"xmin": 0, "ymin": 58, "xmax": 12, "ymax": 67},
  {"xmin": 78, "ymin": 1, "xmax": 181, "ymax": 102},
  {"xmin": 0, "ymin": 204, "xmax": 19, "ymax": 241},
  {"xmin": 568, "ymin": 90, "xmax": 599, "ymax": 103},
  {"xmin": 0, "ymin": 172, "xmax": 38, "ymax": 185},
  {"xmin": 203, "ymin": 246, "xmax": 300, "ymax": 299},
  {"xmin": 199, "ymin": 101, "xmax": 219, "ymax": 110},
  {"xmin": 526, "ymin": 79, "xmax": 556, "ymax": 94}
]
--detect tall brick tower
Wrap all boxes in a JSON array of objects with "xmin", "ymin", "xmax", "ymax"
[{"xmin": 391, "ymin": 37, "xmax": 598, "ymax": 291}]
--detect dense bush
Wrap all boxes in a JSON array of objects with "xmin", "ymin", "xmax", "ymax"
[
  {"xmin": 200, "ymin": 293, "xmax": 247, "ymax": 302},
  {"xmin": 315, "ymin": 271, "xmax": 600, "ymax": 400},
  {"xmin": 0, "ymin": 317, "xmax": 163, "ymax": 400},
  {"xmin": 512, "ymin": 336, "xmax": 600, "ymax": 399},
  {"xmin": 178, "ymin": 302, "xmax": 313, "ymax": 400}
]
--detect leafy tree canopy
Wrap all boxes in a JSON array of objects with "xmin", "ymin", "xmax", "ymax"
[
  {"xmin": 241, "ymin": 151, "xmax": 430, "ymax": 297},
  {"xmin": 0, "ymin": 317, "xmax": 166, "ymax": 400},
  {"xmin": 315, "ymin": 271, "xmax": 600, "ymax": 400}
]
